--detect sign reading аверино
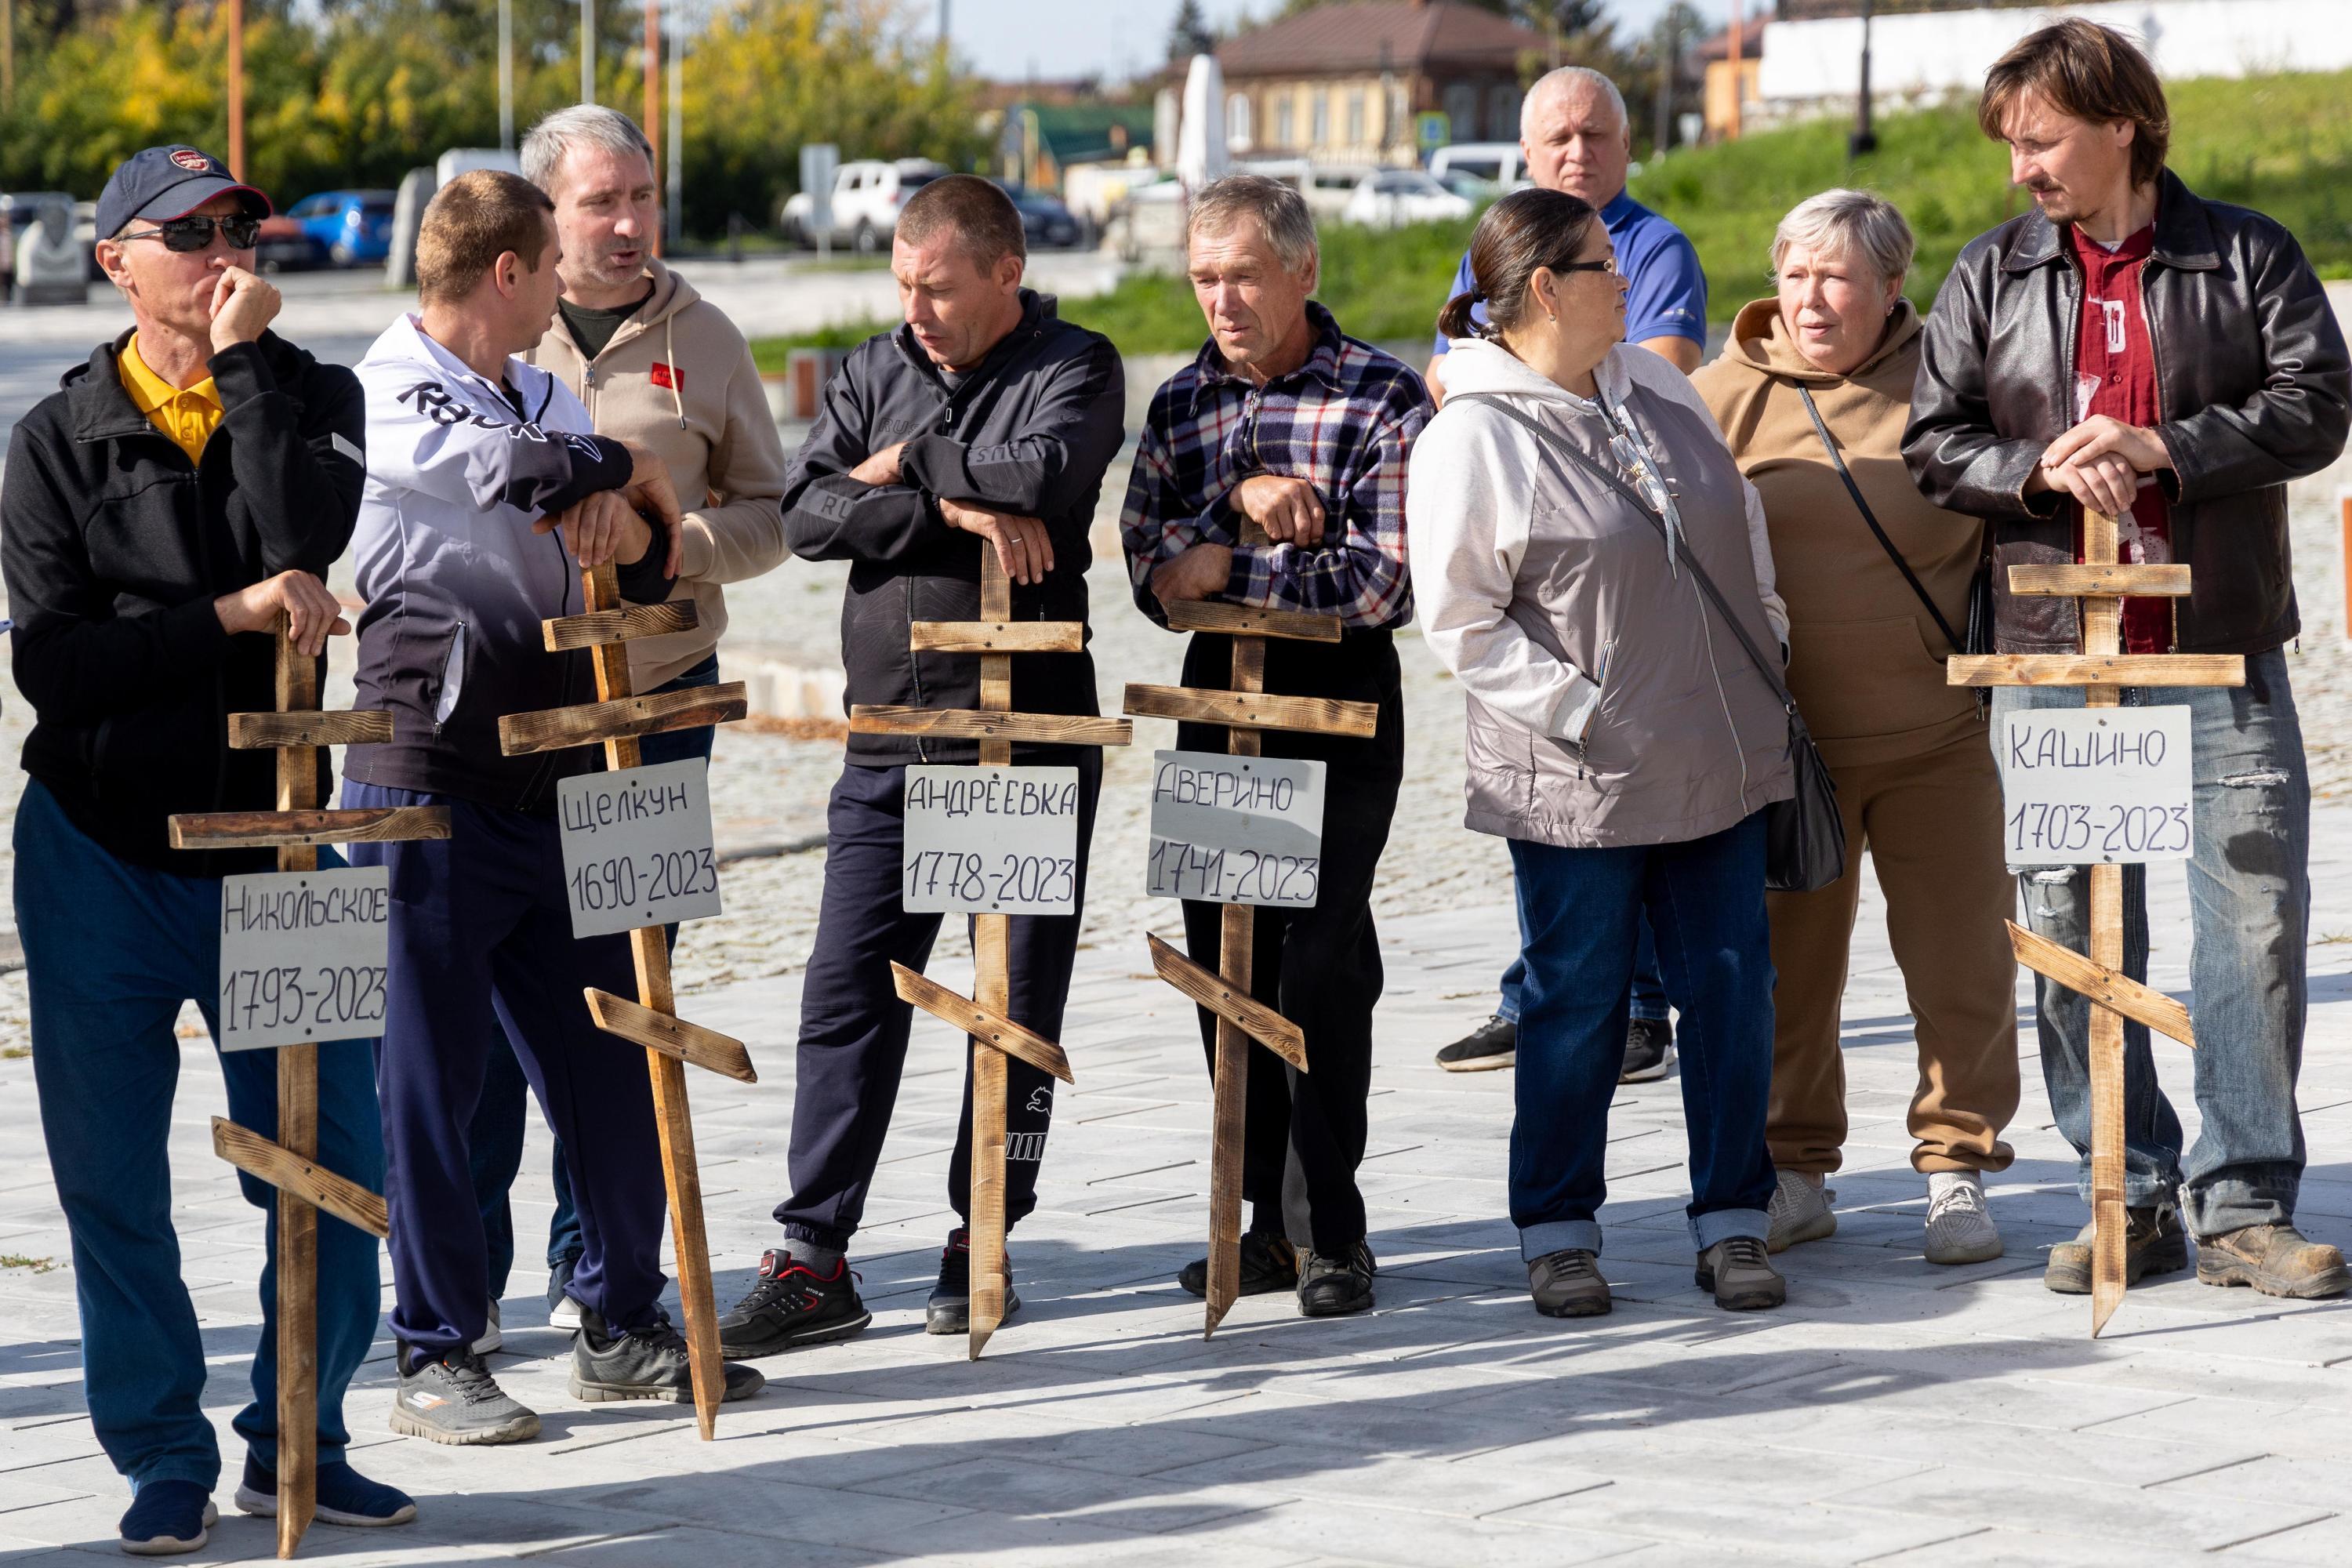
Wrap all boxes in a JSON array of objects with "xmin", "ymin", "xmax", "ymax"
[
  {"xmin": 557, "ymin": 758, "xmax": 723, "ymax": 938},
  {"xmin": 2001, "ymin": 707, "xmax": 2194, "ymax": 865},
  {"xmin": 1147, "ymin": 750, "xmax": 1327, "ymax": 908},
  {"xmin": 218, "ymin": 866, "xmax": 393, "ymax": 1051},
  {"xmin": 902, "ymin": 765, "xmax": 1083, "ymax": 915}
]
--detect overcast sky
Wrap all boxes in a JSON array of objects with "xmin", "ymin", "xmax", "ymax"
[{"xmin": 942, "ymin": 0, "xmax": 1688, "ymax": 85}]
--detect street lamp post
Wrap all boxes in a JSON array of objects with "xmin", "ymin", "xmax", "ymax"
[
  {"xmin": 667, "ymin": 9, "xmax": 684, "ymax": 249},
  {"xmin": 644, "ymin": 0, "xmax": 660, "ymax": 257},
  {"xmin": 1850, "ymin": 0, "xmax": 1879, "ymax": 158},
  {"xmin": 227, "ymin": 0, "xmax": 245, "ymax": 178},
  {"xmin": 582, "ymin": 0, "xmax": 597, "ymax": 105},
  {"xmin": 499, "ymin": 0, "xmax": 514, "ymax": 151}
]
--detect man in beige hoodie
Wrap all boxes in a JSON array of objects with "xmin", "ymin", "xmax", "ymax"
[{"xmin": 468, "ymin": 105, "xmax": 789, "ymax": 1338}]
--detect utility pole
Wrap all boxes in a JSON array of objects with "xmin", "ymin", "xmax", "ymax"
[
  {"xmin": 582, "ymin": 0, "xmax": 597, "ymax": 105},
  {"xmin": 644, "ymin": 0, "xmax": 660, "ymax": 257},
  {"xmin": 499, "ymin": 0, "xmax": 514, "ymax": 151},
  {"xmin": 667, "ymin": 7, "xmax": 684, "ymax": 250},
  {"xmin": 227, "ymin": 0, "xmax": 245, "ymax": 178},
  {"xmin": 1726, "ymin": 0, "xmax": 1743, "ymax": 142},
  {"xmin": 1850, "ymin": 0, "xmax": 1878, "ymax": 158},
  {"xmin": 1654, "ymin": 9, "xmax": 1677, "ymax": 155}
]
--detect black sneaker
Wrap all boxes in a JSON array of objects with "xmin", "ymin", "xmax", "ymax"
[
  {"xmin": 1177, "ymin": 1231, "xmax": 1299, "ymax": 1298},
  {"xmin": 234, "ymin": 1452, "xmax": 416, "ymax": 1528},
  {"xmin": 389, "ymin": 1346, "xmax": 539, "ymax": 1445},
  {"xmin": 716, "ymin": 1248, "xmax": 872, "ymax": 1357},
  {"xmin": 118, "ymin": 1480, "xmax": 216, "ymax": 1555},
  {"xmin": 1435, "ymin": 1013, "xmax": 1516, "ymax": 1072},
  {"xmin": 1298, "ymin": 1240, "xmax": 1378, "ymax": 1317},
  {"xmin": 571, "ymin": 1307, "xmax": 765, "ymax": 1404},
  {"xmin": 926, "ymin": 1226, "xmax": 1024, "ymax": 1334},
  {"xmin": 1621, "ymin": 1017, "xmax": 1675, "ymax": 1083}
]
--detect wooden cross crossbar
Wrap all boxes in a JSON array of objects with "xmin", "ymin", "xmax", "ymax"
[
  {"xmin": 165, "ymin": 618, "xmax": 444, "ymax": 1559},
  {"xmin": 1947, "ymin": 513, "xmax": 2244, "ymax": 1336},
  {"xmin": 1122, "ymin": 531, "xmax": 1367, "ymax": 1337},
  {"xmin": 495, "ymin": 564, "xmax": 752, "ymax": 1439},
  {"xmin": 875, "ymin": 555, "xmax": 1125, "ymax": 1360}
]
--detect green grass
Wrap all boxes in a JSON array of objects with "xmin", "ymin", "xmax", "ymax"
[
  {"xmin": 747, "ymin": 68, "xmax": 2352, "ymax": 365},
  {"xmin": 0, "ymin": 1254, "xmax": 57, "ymax": 1273}
]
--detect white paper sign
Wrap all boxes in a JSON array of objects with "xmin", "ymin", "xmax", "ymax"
[
  {"xmin": 902, "ymin": 765, "xmax": 1082, "ymax": 915},
  {"xmin": 1146, "ymin": 750, "xmax": 1327, "ymax": 907},
  {"xmin": 557, "ymin": 758, "xmax": 722, "ymax": 938},
  {"xmin": 2001, "ymin": 706, "xmax": 2194, "ymax": 864},
  {"xmin": 217, "ymin": 866, "xmax": 393, "ymax": 1051}
]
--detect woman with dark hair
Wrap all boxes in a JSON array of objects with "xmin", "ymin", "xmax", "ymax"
[{"xmin": 1409, "ymin": 187, "xmax": 1795, "ymax": 1319}]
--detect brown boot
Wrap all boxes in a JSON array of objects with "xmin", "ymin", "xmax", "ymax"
[
  {"xmin": 2043, "ymin": 1206, "xmax": 2187, "ymax": 1294},
  {"xmin": 2196, "ymin": 1222, "xmax": 2351, "ymax": 1299}
]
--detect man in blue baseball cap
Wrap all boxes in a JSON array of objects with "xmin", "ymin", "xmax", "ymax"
[{"xmin": 2, "ymin": 144, "xmax": 414, "ymax": 1554}]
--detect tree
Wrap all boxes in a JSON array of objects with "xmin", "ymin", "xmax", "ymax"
[{"xmin": 1167, "ymin": 0, "xmax": 1215, "ymax": 64}]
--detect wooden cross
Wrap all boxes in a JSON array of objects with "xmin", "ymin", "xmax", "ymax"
[
  {"xmin": 848, "ymin": 550, "xmax": 1131, "ymax": 1358},
  {"xmin": 169, "ymin": 618, "xmax": 447, "ymax": 1559},
  {"xmin": 497, "ymin": 571, "xmax": 753, "ymax": 1436},
  {"xmin": 1949, "ymin": 509, "xmax": 2242, "ymax": 1334},
  {"xmin": 1121, "ymin": 528, "xmax": 1379, "ymax": 1336}
]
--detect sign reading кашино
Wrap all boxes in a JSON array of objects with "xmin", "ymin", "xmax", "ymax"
[{"xmin": 2000, "ymin": 707, "xmax": 2194, "ymax": 864}]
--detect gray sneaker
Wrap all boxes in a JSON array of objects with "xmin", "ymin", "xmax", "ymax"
[
  {"xmin": 1923, "ymin": 1171, "xmax": 2005, "ymax": 1265},
  {"xmin": 571, "ymin": 1308, "xmax": 767, "ymax": 1405},
  {"xmin": 390, "ymin": 1348, "xmax": 540, "ymax": 1445},
  {"xmin": 470, "ymin": 1299, "xmax": 502, "ymax": 1356},
  {"xmin": 1766, "ymin": 1169, "xmax": 1836, "ymax": 1254},
  {"xmin": 1526, "ymin": 1248, "xmax": 1610, "ymax": 1318},
  {"xmin": 1695, "ymin": 1236, "xmax": 1786, "ymax": 1311}
]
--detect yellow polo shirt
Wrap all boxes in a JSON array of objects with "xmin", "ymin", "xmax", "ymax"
[{"xmin": 118, "ymin": 332, "xmax": 223, "ymax": 463}]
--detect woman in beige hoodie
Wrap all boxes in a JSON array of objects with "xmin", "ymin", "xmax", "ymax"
[{"xmin": 1691, "ymin": 191, "xmax": 2019, "ymax": 1266}]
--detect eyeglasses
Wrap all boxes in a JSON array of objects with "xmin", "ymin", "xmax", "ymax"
[
  {"xmin": 1555, "ymin": 256, "xmax": 1621, "ymax": 276},
  {"xmin": 116, "ymin": 215, "xmax": 263, "ymax": 253}
]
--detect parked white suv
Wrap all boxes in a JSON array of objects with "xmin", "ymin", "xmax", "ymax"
[{"xmin": 780, "ymin": 158, "xmax": 950, "ymax": 252}]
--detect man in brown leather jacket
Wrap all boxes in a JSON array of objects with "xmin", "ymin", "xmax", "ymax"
[{"xmin": 1906, "ymin": 20, "xmax": 2350, "ymax": 1300}]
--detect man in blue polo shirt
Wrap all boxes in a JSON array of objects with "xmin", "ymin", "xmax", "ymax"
[{"xmin": 1427, "ymin": 64, "xmax": 1708, "ymax": 1080}]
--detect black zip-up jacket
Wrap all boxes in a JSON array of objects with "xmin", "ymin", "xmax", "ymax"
[
  {"xmin": 1905, "ymin": 170, "xmax": 2350, "ymax": 655},
  {"xmin": 2, "ymin": 331, "xmax": 367, "ymax": 876},
  {"xmin": 782, "ymin": 289, "xmax": 1125, "ymax": 765}
]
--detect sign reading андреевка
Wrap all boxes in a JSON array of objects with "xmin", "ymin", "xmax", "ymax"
[
  {"xmin": 2001, "ymin": 707, "xmax": 2194, "ymax": 866},
  {"xmin": 218, "ymin": 866, "xmax": 392, "ymax": 1051},
  {"xmin": 902, "ymin": 765, "xmax": 1082, "ymax": 916},
  {"xmin": 557, "ymin": 758, "xmax": 723, "ymax": 938},
  {"xmin": 1147, "ymin": 750, "xmax": 1326, "ymax": 908}
]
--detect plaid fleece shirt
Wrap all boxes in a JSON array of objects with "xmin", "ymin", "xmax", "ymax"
[{"xmin": 1120, "ymin": 302, "xmax": 1430, "ymax": 630}]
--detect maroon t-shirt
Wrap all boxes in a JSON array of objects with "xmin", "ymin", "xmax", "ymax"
[{"xmin": 2067, "ymin": 220, "xmax": 2172, "ymax": 653}]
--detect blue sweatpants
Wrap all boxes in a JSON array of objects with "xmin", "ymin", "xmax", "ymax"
[
  {"xmin": 343, "ymin": 782, "xmax": 670, "ymax": 1358},
  {"xmin": 14, "ymin": 779, "xmax": 383, "ymax": 1494}
]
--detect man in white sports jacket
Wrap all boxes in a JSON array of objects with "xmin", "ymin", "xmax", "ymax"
[{"xmin": 341, "ymin": 170, "xmax": 760, "ymax": 1445}]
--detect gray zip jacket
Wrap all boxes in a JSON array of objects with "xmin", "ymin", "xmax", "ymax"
[{"xmin": 1408, "ymin": 337, "xmax": 1793, "ymax": 848}]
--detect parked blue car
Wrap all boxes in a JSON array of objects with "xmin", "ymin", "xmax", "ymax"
[{"xmin": 283, "ymin": 189, "xmax": 397, "ymax": 267}]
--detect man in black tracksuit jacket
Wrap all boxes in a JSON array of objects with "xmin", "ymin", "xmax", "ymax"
[{"xmin": 716, "ymin": 176, "xmax": 1123, "ymax": 1351}]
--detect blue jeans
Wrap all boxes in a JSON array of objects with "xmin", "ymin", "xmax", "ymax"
[
  {"xmin": 1993, "ymin": 646, "xmax": 2310, "ymax": 1237},
  {"xmin": 1499, "ymin": 915, "xmax": 1668, "ymax": 1027},
  {"xmin": 468, "ymin": 655, "xmax": 719, "ymax": 1298},
  {"xmin": 1507, "ymin": 813, "xmax": 1777, "ymax": 1259},
  {"xmin": 14, "ymin": 779, "xmax": 383, "ymax": 1492}
]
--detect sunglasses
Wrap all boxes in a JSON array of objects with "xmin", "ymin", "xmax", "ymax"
[
  {"xmin": 118, "ymin": 214, "xmax": 263, "ymax": 253},
  {"xmin": 1554, "ymin": 256, "xmax": 1621, "ymax": 275}
]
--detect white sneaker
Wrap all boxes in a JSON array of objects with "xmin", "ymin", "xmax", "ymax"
[
  {"xmin": 470, "ymin": 1299, "xmax": 503, "ymax": 1356},
  {"xmin": 1924, "ymin": 1171, "xmax": 2005, "ymax": 1265},
  {"xmin": 1766, "ymin": 1169, "xmax": 1836, "ymax": 1254}
]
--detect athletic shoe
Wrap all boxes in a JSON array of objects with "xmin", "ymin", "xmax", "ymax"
[
  {"xmin": 546, "ymin": 1255, "xmax": 585, "ymax": 1332},
  {"xmin": 118, "ymin": 1482, "xmax": 216, "ymax": 1555},
  {"xmin": 1298, "ymin": 1240, "xmax": 1377, "ymax": 1317},
  {"xmin": 1620, "ymin": 1017, "xmax": 1675, "ymax": 1082},
  {"xmin": 1527, "ymin": 1248, "xmax": 1611, "ymax": 1317},
  {"xmin": 570, "ymin": 1306, "xmax": 764, "ymax": 1403},
  {"xmin": 2044, "ymin": 1205, "xmax": 2187, "ymax": 1294},
  {"xmin": 389, "ymin": 1347, "xmax": 540, "ymax": 1445},
  {"xmin": 470, "ymin": 1298, "xmax": 502, "ymax": 1355},
  {"xmin": 2196, "ymin": 1221, "xmax": 2350, "ymax": 1299},
  {"xmin": 1766, "ymin": 1169, "xmax": 1837, "ymax": 1254},
  {"xmin": 1176, "ymin": 1231, "xmax": 1299, "ymax": 1298},
  {"xmin": 1695, "ymin": 1236, "xmax": 1785, "ymax": 1310},
  {"xmin": 1434, "ymin": 1013, "xmax": 1515, "ymax": 1072},
  {"xmin": 234, "ymin": 1453, "xmax": 416, "ymax": 1528},
  {"xmin": 926, "ymin": 1226, "xmax": 1023, "ymax": 1334},
  {"xmin": 715, "ymin": 1249, "xmax": 872, "ymax": 1358},
  {"xmin": 1923, "ymin": 1171, "xmax": 2005, "ymax": 1265}
]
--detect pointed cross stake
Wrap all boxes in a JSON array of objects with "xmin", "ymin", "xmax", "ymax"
[
  {"xmin": 1949, "ymin": 512, "xmax": 2241, "ymax": 1336},
  {"xmin": 169, "ymin": 619, "xmax": 444, "ymax": 1558},
  {"xmin": 1123, "ymin": 525, "xmax": 1378, "ymax": 1337},
  {"xmin": 499, "ymin": 569, "xmax": 753, "ymax": 1438},
  {"xmin": 847, "ymin": 550, "xmax": 1130, "ymax": 1359}
]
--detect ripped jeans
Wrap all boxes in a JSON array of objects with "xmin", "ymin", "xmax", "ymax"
[{"xmin": 1991, "ymin": 646, "xmax": 2310, "ymax": 1238}]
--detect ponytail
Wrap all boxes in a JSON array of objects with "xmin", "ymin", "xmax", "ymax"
[{"xmin": 1436, "ymin": 290, "xmax": 1483, "ymax": 342}]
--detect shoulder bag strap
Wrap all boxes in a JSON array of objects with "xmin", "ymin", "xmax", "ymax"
[
  {"xmin": 1449, "ymin": 390, "xmax": 1798, "ymax": 717},
  {"xmin": 1789, "ymin": 382, "xmax": 1965, "ymax": 655}
]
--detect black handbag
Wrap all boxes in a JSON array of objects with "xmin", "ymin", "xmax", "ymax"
[
  {"xmin": 1448, "ymin": 393, "xmax": 1847, "ymax": 894},
  {"xmin": 1791, "ymin": 383, "xmax": 1994, "ymax": 713}
]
